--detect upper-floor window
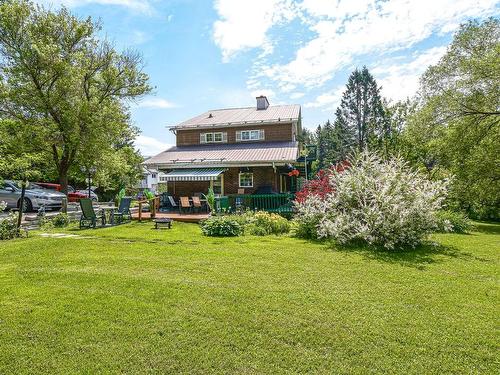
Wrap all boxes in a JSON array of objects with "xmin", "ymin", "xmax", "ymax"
[
  {"xmin": 200, "ymin": 132, "xmax": 227, "ymax": 144},
  {"xmin": 236, "ymin": 129, "xmax": 265, "ymax": 142}
]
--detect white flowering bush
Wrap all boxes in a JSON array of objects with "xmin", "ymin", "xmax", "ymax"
[
  {"xmin": 0, "ymin": 201, "xmax": 6, "ymax": 211},
  {"xmin": 294, "ymin": 151, "xmax": 448, "ymax": 249}
]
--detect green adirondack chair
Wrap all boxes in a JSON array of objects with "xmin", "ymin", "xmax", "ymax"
[
  {"xmin": 79, "ymin": 198, "xmax": 105, "ymax": 229},
  {"xmin": 114, "ymin": 197, "xmax": 132, "ymax": 224}
]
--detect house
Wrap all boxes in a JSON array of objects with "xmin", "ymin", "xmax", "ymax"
[
  {"xmin": 136, "ymin": 167, "xmax": 167, "ymax": 194},
  {"xmin": 143, "ymin": 96, "xmax": 303, "ymax": 199}
]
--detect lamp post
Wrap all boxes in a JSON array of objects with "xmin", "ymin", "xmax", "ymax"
[{"xmin": 81, "ymin": 166, "xmax": 96, "ymax": 198}]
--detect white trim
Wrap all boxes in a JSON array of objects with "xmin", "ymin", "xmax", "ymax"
[
  {"xmin": 200, "ymin": 131, "xmax": 227, "ymax": 144},
  {"xmin": 239, "ymin": 172, "xmax": 254, "ymax": 188},
  {"xmin": 237, "ymin": 129, "xmax": 265, "ymax": 142}
]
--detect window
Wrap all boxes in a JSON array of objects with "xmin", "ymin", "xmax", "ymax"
[
  {"xmin": 200, "ymin": 132, "xmax": 227, "ymax": 143},
  {"xmin": 236, "ymin": 129, "xmax": 264, "ymax": 142},
  {"xmin": 239, "ymin": 173, "xmax": 253, "ymax": 188}
]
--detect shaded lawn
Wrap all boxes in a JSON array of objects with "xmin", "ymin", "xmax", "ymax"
[{"xmin": 0, "ymin": 222, "xmax": 498, "ymax": 374}]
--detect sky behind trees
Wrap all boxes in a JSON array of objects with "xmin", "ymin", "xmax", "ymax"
[{"xmin": 38, "ymin": 0, "xmax": 499, "ymax": 155}]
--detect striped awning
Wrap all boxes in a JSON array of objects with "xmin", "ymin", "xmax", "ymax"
[{"xmin": 163, "ymin": 168, "xmax": 226, "ymax": 181}]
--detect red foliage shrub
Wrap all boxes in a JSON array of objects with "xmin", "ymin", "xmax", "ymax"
[{"xmin": 295, "ymin": 161, "xmax": 350, "ymax": 203}]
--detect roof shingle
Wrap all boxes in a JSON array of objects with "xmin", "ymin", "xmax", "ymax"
[
  {"xmin": 171, "ymin": 104, "xmax": 300, "ymax": 129},
  {"xmin": 144, "ymin": 141, "xmax": 299, "ymax": 167}
]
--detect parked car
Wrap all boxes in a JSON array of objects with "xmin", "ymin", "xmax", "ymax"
[
  {"xmin": 76, "ymin": 188, "xmax": 98, "ymax": 202},
  {"xmin": 0, "ymin": 180, "xmax": 66, "ymax": 212},
  {"xmin": 36, "ymin": 182, "xmax": 87, "ymax": 202}
]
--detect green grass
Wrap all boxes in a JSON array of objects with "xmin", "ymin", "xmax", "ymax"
[{"xmin": 0, "ymin": 222, "xmax": 499, "ymax": 374}]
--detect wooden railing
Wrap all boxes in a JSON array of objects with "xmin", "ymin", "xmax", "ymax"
[
  {"xmin": 137, "ymin": 196, "xmax": 160, "ymax": 222},
  {"xmin": 220, "ymin": 193, "xmax": 295, "ymax": 213}
]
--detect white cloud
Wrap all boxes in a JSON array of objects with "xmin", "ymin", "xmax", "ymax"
[
  {"xmin": 305, "ymin": 85, "xmax": 344, "ymax": 109},
  {"xmin": 266, "ymin": 0, "xmax": 498, "ymax": 88},
  {"xmin": 251, "ymin": 89, "xmax": 276, "ymax": 100},
  {"xmin": 373, "ymin": 46, "xmax": 448, "ymax": 101},
  {"xmin": 212, "ymin": 0, "xmax": 297, "ymax": 61},
  {"xmin": 290, "ymin": 92, "xmax": 305, "ymax": 100},
  {"xmin": 136, "ymin": 98, "xmax": 178, "ymax": 109},
  {"xmin": 40, "ymin": 0, "xmax": 153, "ymax": 14},
  {"xmin": 134, "ymin": 135, "xmax": 172, "ymax": 156},
  {"xmin": 213, "ymin": 0, "xmax": 498, "ymax": 96}
]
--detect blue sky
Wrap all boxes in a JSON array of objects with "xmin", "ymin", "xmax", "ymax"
[{"xmin": 40, "ymin": 0, "xmax": 499, "ymax": 156}]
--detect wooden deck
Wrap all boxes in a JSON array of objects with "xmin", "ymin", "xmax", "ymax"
[{"xmin": 132, "ymin": 211, "xmax": 210, "ymax": 223}]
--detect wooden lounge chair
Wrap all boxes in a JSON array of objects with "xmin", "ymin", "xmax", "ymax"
[
  {"xmin": 114, "ymin": 197, "xmax": 132, "ymax": 224},
  {"xmin": 168, "ymin": 195, "xmax": 178, "ymax": 211},
  {"xmin": 192, "ymin": 196, "xmax": 203, "ymax": 213},
  {"xmin": 79, "ymin": 198, "xmax": 105, "ymax": 229},
  {"xmin": 179, "ymin": 196, "xmax": 192, "ymax": 213}
]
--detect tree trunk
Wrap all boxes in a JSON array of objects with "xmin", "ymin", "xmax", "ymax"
[
  {"xmin": 16, "ymin": 183, "xmax": 26, "ymax": 231},
  {"xmin": 58, "ymin": 170, "xmax": 69, "ymax": 195}
]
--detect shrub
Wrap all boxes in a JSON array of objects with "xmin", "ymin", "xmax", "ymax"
[
  {"xmin": 0, "ymin": 212, "xmax": 21, "ymax": 240},
  {"xmin": 435, "ymin": 210, "xmax": 473, "ymax": 233},
  {"xmin": 246, "ymin": 211, "xmax": 291, "ymax": 236},
  {"xmin": 200, "ymin": 216, "xmax": 243, "ymax": 237},
  {"xmin": 0, "ymin": 201, "xmax": 6, "ymax": 212},
  {"xmin": 52, "ymin": 213, "xmax": 70, "ymax": 228},
  {"xmin": 295, "ymin": 151, "xmax": 448, "ymax": 249}
]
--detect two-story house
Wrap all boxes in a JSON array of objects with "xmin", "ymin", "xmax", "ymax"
[{"xmin": 143, "ymin": 96, "xmax": 301, "ymax": 198}]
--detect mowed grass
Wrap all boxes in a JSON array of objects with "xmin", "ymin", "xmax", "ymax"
[{"xmin": 0, "ymin": 221, "xmax": 498, "ymax": 374}]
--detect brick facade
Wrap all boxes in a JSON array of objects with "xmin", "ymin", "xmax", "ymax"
[
  {"xmin": 176, "ymin": 123, "xmax": 294, "ymax": 146},
  {"xmin": 165, "ymin": 166, "xmax": 279, "ymax": 198}
]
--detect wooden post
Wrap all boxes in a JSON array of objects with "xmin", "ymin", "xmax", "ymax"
[
  {"xmin": 62, "ymin": 197, "xmax": 67, "ymax": 213},
  {"xmin": 138, "ymin": 201, "xmax": 142, "ymax": 222},
  {"xmin": 151, "ymin": 197, "xmax": 156, "ymax": 219}
]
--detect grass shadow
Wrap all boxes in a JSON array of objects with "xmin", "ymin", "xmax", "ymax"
[
  {"xmin": 472, "ymin": 222, "xmax": 500, "ymax": 235},
  {"xmin": 327, "ymin": 240, "xmax": 467, "ymax": 270}
]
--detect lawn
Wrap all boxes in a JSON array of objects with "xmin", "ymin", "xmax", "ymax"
[{"xmin": 0, "ymin": 222, "xmax": 498, "ymax": 374}]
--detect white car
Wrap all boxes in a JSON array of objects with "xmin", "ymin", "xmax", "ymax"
[
  {"xmin": 0, "ymin": 180, "xmax": 66, "ymax": 212},
  {"xmin": 76, "ymin": 189, "xmax": 98, "ymax": 202}
]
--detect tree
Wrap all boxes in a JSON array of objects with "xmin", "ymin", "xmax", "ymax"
[
  {"xmin": 407, "ymin": 18, "xmax": 500, "ymax": 219},
  {"xmin": 335, "ymin": 66, "xmax": 388, "ymax": 151},
  {"xmin": 0, "ymin": 0, "xmax": 151, "ymax": 192}
]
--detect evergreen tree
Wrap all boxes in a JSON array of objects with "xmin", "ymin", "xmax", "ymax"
[{"xmin": 335, "ymin": 66, "xmax": 388, "ymax": 151}]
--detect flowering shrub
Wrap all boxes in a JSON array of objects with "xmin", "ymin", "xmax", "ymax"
[
  {"xmin": 295, "ymin": 161, "xmax": 349, "ymax": 204},
  {"xmin": 435, "ymin": 210, "xmax": 473, "ymax": 233},
  {"xmin": 245, "ymin": 211, "xmax": 291, "ymax": 236},
  {"xmin": 0, "ymin": 201, "xmax": 6, "ymax": 211},
  {"xmin": 200, "ymin": 216, "xmax": 243, "ymax": 237},
  {"xmin": 295, "ymin": 151, "xmax": 448, "ymax": 249},
  {"xmin": 0, "ymin": 212, "xmax": 21, "ymax": 240}
]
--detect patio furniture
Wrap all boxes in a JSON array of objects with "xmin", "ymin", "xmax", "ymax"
[
  {"xmin": 192, "ymin": 196, "xmax": 203, "ymax": 213},
  {"xmin": 168, "ymin": 196, "xmax": 178, "ymax": 211},
  {"xmin": 114, "ymin": 197, "xmax": 132, "ymax": 224},
  {"xmin": 154, "ymin": 218, "xmax": 172, "ymax": 229},
  {"xmin": 101, "ymin": 206, "xmax": 116, "ymax": 225},
  {"xmin": 180, "ymin": 196, "xmax": 192, "ymax": 213},
  {"xmin": 79, "ymin": 198, "xmax": 105, "ymax": 229}
]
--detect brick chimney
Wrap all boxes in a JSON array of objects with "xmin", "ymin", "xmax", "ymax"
[{"xmin": 256, "ymin": 95, "xmax": 269, "ymax": 110}]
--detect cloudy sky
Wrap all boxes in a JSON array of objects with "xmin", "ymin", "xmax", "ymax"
[{"xmin": 40, "ymin": 0, "xmax": 499, "ymax": 155}]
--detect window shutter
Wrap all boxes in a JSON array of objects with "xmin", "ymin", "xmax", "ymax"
[
  {"xmin": 200, "ymin": 133, "xmax": 206, "ymax": 144},
  {"xmin": 259, "ymin": 129, "xmax": 265, "ymax": 140},
  {"xmin": 236, "ymin": 131, "xmax": 242, "ymax": 142},
  {"xmin": 222, "ymin": 132, "xmax": 228, "ymax": 143}
]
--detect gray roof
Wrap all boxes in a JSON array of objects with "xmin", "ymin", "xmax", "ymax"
[
  {"xmin": 144, "ymin": 141, "xmax": 299, "ymax": 168},
  {"xmin": 171, "ymin": 104, "xmax": 301, "ymax": 130}
]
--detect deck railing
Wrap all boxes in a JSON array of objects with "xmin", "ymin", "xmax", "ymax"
[{"xmin": 217, "ymin": 193, "xmax": 295, "ymax": 214}]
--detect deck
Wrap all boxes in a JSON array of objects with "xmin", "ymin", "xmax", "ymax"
[{"xmin": 131, "ymin": 211, "xmax": 210, "ymax": 223}]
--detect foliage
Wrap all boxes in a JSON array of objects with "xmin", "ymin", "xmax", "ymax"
[
  {"xmin": 404, "ymin": 19, "xmax": 500, "ymax": 219},
  {"xmin": 295, "ymin": 151, "xmax": 448, "ymax": 249},
  {"xmin": 295, "ymin": 161, "xmax": 350, "ymax": 204},
  {"xmin": 0, "ymin": 0, "xmax": 151, "ymax": 192},
  {"xmin": 435, "ymin": 210, "xmax": 473, "ymax": 233},
  {"xmin": 203, "ymin": 187, "xmax": 216, "ymax": 212},
  {"xmin": 0, "ymin": 201, "xmax": 6, "ymax": 212},
  {"xmin": 116, "ymin": 188, "xmax": 126, "ymax": 205},
  {"xmin": 143, "ymin": 189, "xmax": 155, "ymax": 200},
  {"xmin": 245, "ymin": 211, "xmax": 291, "ymax": 236},
  {"xmin": 40, "ymin": 212, "xmax": 71, "ymax": 230},
  {"xmin": 0, "ymin": 212, "xmax": 21, "ymax": 240},
  {"xmin": 200, "ymin": 216, "xmax": 242, "ymax": 237},
  {"xmin": 335, "ymin": 66, "xmax": 389, "ymax": 152}
]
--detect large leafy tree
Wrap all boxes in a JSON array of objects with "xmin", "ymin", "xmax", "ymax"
[
  {"xmin": 0, "ymin": 0, "xmax": 151, "ymax": 192},
  {"xmin": 335, "ymin": 66, "xmax": 388, "ymax": 151},
  {"xmin": 406, "ymin": 18, "xmax": 500, "ymax": 219}
]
